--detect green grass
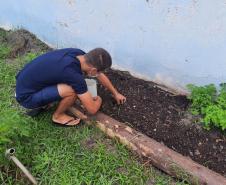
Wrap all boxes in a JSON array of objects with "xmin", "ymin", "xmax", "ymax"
[
  {"xmin": 0, "ymin": 52, "xmax": 34, "ymax": 163},
  {"xmin": 0, "ymin": 44, "xmax": 10, "ymax": 59},
  {"xmin": 0, "ymin": 41, "xmax": 189, "ymax": 184}
]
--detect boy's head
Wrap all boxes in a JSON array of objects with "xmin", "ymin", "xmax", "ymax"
[{"xmin": 84, "ymin": 48, "xmax": 112, "ymax": 74}]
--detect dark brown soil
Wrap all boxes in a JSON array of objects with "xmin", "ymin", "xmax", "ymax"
[{"xmin": 98, "ymin": 69, "xmax": 226, "ymax": 176}]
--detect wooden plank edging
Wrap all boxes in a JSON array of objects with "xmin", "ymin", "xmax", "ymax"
[{"xmin": 68, "ymin": 107, "xmax": 226, "ymax": 185}]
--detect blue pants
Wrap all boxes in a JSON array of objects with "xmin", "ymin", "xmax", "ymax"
[{"xmin": 16, "ymin": 85, "xmax": 61, "ymax": 109}]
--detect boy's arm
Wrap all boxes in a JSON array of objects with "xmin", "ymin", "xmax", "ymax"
[
  {"xmin": 97, "ymin": 72, "xmax": 126, "ymax": 104},
  {"xmin": 78, "ymin": 92, "xmax": 102, "ymax": 114}
]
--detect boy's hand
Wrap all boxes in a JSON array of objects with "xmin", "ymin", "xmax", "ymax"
[
  {"xmin": 93, "ymin": 96, "xmax": 102, "ymax": 102},
  {"xmin": 114, "ymin": 93, "xmax": 126, "ymax": 104}
]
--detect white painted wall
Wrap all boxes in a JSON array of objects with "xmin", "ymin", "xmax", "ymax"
[{"xmin": 1, "ymin": 0, "xmax": 226, "ymax": 92}]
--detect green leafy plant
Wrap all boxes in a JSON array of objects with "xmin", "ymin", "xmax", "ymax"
[
  {"xmin": 217, "ymin": 83, "xmax": 226, "ymax": 110},
  {"xmin": 203, "ymin": 105, "xmax": 226, "ymax": 130},
  {"xmin": 187, "ymin": 84, "xmax": 226, "ymax": 130},
  {"xmin": 187, "ymin": 84, "xmax": 217, "ymax": 115}
]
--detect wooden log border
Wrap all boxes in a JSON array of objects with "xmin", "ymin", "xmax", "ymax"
[{"xmin": 68, "ymin": 107, "xmax": 226, "ymax": 185}]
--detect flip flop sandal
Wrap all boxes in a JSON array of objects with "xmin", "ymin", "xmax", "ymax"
[{"xmin": 52, "ymin": 118, "xmax": 81, "ymax": 127}]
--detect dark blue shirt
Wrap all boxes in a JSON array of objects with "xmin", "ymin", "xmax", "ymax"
[{"xmin": 16, "ymin": 48, "xmax": 88, "ymax": 98}]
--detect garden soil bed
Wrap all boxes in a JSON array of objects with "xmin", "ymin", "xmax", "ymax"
[{"xmin": 98, "ymin": 69, "xmax": 226, "ymax": 177}]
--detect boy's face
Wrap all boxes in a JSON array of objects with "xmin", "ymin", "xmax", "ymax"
[{"xmin": 87, "ymin": 67, "xmax": 100, "ymax": 78}]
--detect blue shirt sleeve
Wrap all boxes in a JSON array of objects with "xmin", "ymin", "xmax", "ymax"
[{"xmin": 62, "ymin": 67, "xmax": 88, "ymax": 95}]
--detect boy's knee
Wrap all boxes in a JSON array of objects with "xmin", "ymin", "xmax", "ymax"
[{"xmin": 57, "ymin": 84, "xmax": 77, "ymax": 98}]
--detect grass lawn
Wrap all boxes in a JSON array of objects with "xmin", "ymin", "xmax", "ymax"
[{"xmin": 0, "ymin": 33, "xmax": 188, "ymax": 185}]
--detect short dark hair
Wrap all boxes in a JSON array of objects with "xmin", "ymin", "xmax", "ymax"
[{"xmin": 84, "ymin": 48, "xmax": 112, "ymax": 71}]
